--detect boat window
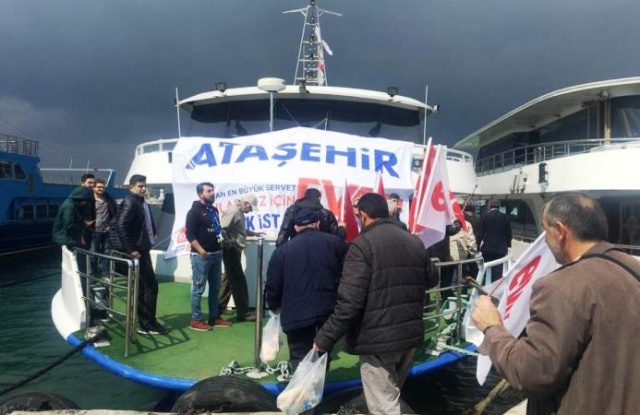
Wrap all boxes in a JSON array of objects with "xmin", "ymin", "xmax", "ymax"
[
  {"xmin": 19, "ymin": 204, "xmax": 34, "ymax": 220},
  {"xmin": 161, "ymin": 142, "xmax": 176, "ymax": 151},
  {"xmin": 611, "ymin": 96, "xmax": 640, "ymax": 138},
  {"xmin": 36, "ymin": 205, "xmax": 48, "ymax": 219},
  {"xmin": 500, "ymin": 199, "xmax": 538, "ymax": 240},
  {"xmin": 49, "ymin": 204, "xmax": 59, "ymax": 218},
  {"xmin": 537, "ymin": 107, "xmax": 597, "ymax": 143},
  {"xmin": 142, "ymin": 143, "xmax": 160, "ymax": 154},
  {"xmin": 13, "ymin": 162, "xmax": 26, "ymax": 180},
  {"xmin": 0, "ymin": 160, "xmax": 11, "ymax": 179}
]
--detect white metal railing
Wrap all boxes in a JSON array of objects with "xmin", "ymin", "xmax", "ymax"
[
  {"xmin": 476, "ymin": 137, "xmax": 640, "ymax": 176},
  {"xmin": 0, "ymin": 134, "xmax": 39, "ymax": 156}
]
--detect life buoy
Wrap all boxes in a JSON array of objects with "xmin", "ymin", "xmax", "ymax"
[
  {"xmin": 0, "ymin": 392, "xmax": 80, "ymax": 414},
  {"xmin": 314, "ymin": 387, "xmax": 415, "ymax": 414},
  {"xmin": 171, "ymin": 376, "xmax": 278, "ymax": 413}
]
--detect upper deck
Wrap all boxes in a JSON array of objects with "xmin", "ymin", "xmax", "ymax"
[
  {"xmin": 454, "ymin": 77, "xmax": 640, "ymax": 175},
  {"xmin": 177, "ymin": 84, "xmax": 435, "ymax": 144}
]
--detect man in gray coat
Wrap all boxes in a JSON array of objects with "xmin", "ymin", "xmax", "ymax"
[
  {"xmin": 473, "ymin": 193, "xmax": 640, "ymax": 415},
  {"xmin": 313, "ymin": 193, "xmax": 438, "ymax": 415}
]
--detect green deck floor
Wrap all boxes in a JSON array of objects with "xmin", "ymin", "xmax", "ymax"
[{"xmin": 80, "ymin": 280, "xmax": 451, "ymax": 385}]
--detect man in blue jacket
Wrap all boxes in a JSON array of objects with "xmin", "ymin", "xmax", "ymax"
[{"xmin": 265, "ymin": 207, "xmax": 348, "ymax": 370}]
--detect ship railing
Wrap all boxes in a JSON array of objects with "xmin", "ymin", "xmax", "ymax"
[
  {"xmin": 75, "ymin": 247, "xmax": 139, "ymax": 357},
  {"xmin": 39, "ymin": 167, "xmax": 119, "ymax": 187},
  {"xmin": 0, "ymin": 134, "xmax": 39, "ymax": 156},
  {"xmin": 475, "ymin": 137, "xmax": 640, "ymax": 176},
  {"xmin": 423, "ymin": 256, "xmax": 488, "ymax": 346}
]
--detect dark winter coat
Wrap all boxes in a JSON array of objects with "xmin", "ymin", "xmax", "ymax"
[
  {"xmin": 52, "ymin": 186, "xmax": 94, "ymax": 248},
  {"xmin": 110, "ymin": 193, "xmax": 156, "ymax": 253},
  {"xmin": 266, "ymin": 228, "xmax": 348, "ymax": 332},
  {"xmin": 276, "ymin": 197, "xmax": 345, "ymax": 247},
  {"xmin": 479, "ymin": 209, "xmax": 512, "ymax": 257},
  {"xmin": 314, "ymin": 218, "xmax": 438, "ymax": 355}
]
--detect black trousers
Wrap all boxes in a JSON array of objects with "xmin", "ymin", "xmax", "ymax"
[
  {"xmin": 137, "ymin": 250, "xmax": 159, "ymax": 327},
  {"xmin": 219, "ymin": 247, "xmax": 250, "ymax": 319},
  {"xmin": 285, "ymin": 324, "xmax": 331, "ymax": 372}
]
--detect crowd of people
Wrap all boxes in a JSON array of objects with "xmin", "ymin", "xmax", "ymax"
[{"xmin": 52, "ymin": 176, "xmax": 638, "ymax": 414}]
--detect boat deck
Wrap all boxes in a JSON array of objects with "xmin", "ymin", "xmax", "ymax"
[{"xmin": 71, "ymin": 280, "xmax": 470, "ymax": 394}]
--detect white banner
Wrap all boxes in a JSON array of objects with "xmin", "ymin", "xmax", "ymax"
[
  {"xmin": 166, "ymin": 127, "xmax": 415, "ymax": 257},
  {"xmin": 475, "ymin": 231, "xmax": 559, "ymax": 385}
]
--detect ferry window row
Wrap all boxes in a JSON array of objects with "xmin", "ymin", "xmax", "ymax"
[
  {"xmin": 0, "ymin": 160, "xmax": 26, "ymax": 180},
  {"xmin": 16, "ymin": 202, "xmax": 60, "ymax": 221},
  {"xmin": 476, "ymin": 95, "xmax": 640, "ymax": 164}
]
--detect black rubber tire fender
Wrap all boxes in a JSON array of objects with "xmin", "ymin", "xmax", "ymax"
[
  {"xmin": 171, "ymin": 375, "xmax": 278, "ymax": 413},
  {"xmin": 314, "ymin": 387, "xmax": 415, "ymax": 414},
  {"xmin": 0, "ymin": 391, "xmax": 80, "ymax": 415}
]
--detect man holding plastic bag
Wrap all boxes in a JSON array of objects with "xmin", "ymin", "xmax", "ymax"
[
  {"xmin": 265, "ymin": 208, "xmax": 348, "ymax": 370},
  {"xmin": 314, "ymin": 193, "xmax": 439, "ymax": 415}
]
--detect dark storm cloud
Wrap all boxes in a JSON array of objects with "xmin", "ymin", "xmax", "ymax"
[{"xmin": 1, "ymin": 0, "xmax": 639, "ymax": 177}]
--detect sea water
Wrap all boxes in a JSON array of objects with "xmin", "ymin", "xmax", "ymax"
[{"xmin": 0, "ymin": 248, "xmax": 523, "ymax": 414}]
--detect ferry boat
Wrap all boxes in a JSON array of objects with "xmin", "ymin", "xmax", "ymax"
[
  {"xmin": 51, "ymin": 2, "xmax": 483, "ymax": 412},
  {"xmin": 454, "ymin": 77, "xmax": 640, "ymax": 259},
  {"xmin": 0, "ymin": 134, "xmax": 124, "ymax": 257}
]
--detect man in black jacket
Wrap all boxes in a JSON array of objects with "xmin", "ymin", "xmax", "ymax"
[
  {"xmin": 479, "ymin": 199, "xmax": 512, "ymax": 281},
  {"xmin": 114, "ymin": 174, "xmax": 168, "ymax": 335},
  {"xmin": 313, "ymin": 193, "xmax": 438, "ymax": 415},
  {"xmin": 275, "ymin": 188, "xmax": 345, "ymax": 247},
  {"xmin": 265, "ymin": 207, "xmax": 348, "ymax": 370}
]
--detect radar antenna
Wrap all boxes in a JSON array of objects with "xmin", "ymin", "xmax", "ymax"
[{"xmin": 284, "ymin": 0, "xmax": 342, "ymax": 86}]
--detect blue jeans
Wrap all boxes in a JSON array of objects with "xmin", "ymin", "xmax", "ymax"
[{"xmin": 190, "ymin": 251, "xmax": 222, "ymax": 321}]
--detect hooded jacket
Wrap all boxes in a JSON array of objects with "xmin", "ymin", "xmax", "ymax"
[{"xmin": 52, "ymin": 187, "xmax": 94, "ymax": 248}]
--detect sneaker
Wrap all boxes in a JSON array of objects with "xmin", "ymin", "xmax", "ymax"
[
  {"xmin": 190, "ymin": 320, "xmax": 213, "ymax": 332},
  {"xmin": 208, "ymin": 317, "xmax": 232, "ymax": 327},
  {"xmin": 138, "ymin": 322, "xmax": 170, "ymax": 335},
  {"xmin": 238, "ymin": 312, "xmax": 257, "ymax": 322}
]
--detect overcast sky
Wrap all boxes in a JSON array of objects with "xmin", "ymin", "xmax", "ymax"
[{"xmin": 2, "ymin": 0, "xmax": 639, "ymax": 180}]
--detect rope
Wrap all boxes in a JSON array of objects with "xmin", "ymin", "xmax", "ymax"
[
  {"xmin": 0, "ymin": 327, "xmax": 108, "ymax": 397},
  {"xmin": 219, "ymin": 360, "xmax": 291, "ymax": 382}
]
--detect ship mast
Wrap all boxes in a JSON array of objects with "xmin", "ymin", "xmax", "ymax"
[{"xmin": 284, "ymin": 0, "xmax": 341, "ymax": 86}]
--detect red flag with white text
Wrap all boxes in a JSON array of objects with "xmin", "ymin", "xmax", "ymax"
[
  {"xmin": 450, "ymin": 192, "xmax": 467, "ymax": 231},
  {"xmin": 415, "ymin": 146, "xmax": 456, "ymax": 248},
  {"xmin": 373, "ymin": 171, "xmax": 385, "ymax": 196},
  {"xmin": 340, "ymin": 180, "xmax": 360, "ymax": 242},
  {"xmin": 475, "ymin": 232, "xmax": 558, "ymax": 385},
  {"xmin": 408, "ymin": 138, "xmax": 434, "ymax": 233}
]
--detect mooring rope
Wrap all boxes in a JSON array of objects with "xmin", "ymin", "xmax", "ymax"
[
  {"xmin": 219, "ymin": 360, "xmax": 291, "ymax": 382},
  {"xmin": 0, "ymin": 328, "xmax": 108, "ymax": 397}
]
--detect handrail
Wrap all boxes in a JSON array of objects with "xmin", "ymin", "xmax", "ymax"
[
  {"xmin": 0, "ymin": 134, "xmax": 39, "ymax": 156},
  {"xmin": 75, "ymin": 247, "xmax": 139, "ymax": 357},
  {"xmin": 475, "ymin": 137, "xmax": 640, "ymax": 175}
]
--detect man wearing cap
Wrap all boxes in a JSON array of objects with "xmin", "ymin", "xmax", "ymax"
[
  {"xmin": 276, "ymin": 188, "xmax": 345, "ymax": 247},
  {"xmin": 185, "ymin": 182, "xmax": 231, "ymax": 331},
  {"xmin": 266, "ymin": 207, "xmax": 348, "ymax": 370},
  {"xmin": 313, "ymin": 193, "xmax": 438, "ymax": 415},
  {"xmin": 218, "ymin": 193, "xmax": 263, "ymax": 322}
]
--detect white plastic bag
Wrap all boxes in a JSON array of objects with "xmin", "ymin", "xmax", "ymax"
[
  {"xmin": 260, "ymin": 311, "xmax": 282, "ymax": 363},
  {"xmin": 277, "ymin": 349, "xmax": 327, "ymax": 414}
]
